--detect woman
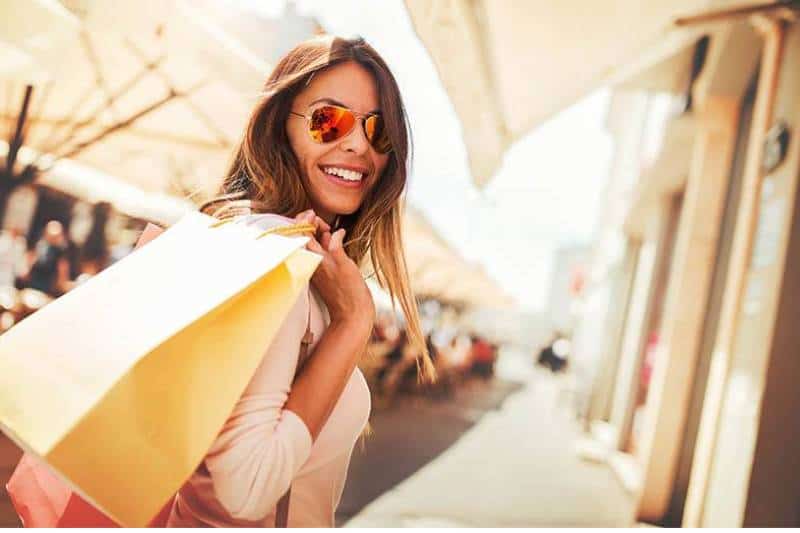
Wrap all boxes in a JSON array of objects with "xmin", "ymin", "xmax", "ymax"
[{"xmin": 167, "ymin": 35, "xmax": 435, "ymax": 527}]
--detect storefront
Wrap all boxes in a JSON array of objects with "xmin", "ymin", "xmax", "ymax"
[{"xmin": 576, "ymin": 7, "xmax": 800, "ymax": 527}]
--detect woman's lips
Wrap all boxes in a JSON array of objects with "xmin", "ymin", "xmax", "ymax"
[{"xmin": 319, "ymin": 167, "xmax": 366, "ymax": 189}]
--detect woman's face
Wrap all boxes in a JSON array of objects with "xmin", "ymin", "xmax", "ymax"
[{"xmin": 287, "ymin": 60, "xmax": 390, "ymax": 224}]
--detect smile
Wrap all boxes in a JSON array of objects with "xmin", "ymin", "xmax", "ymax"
[
  {"xmin": 323, "ymin": 166, "xmax": 364, "ymax": 181},
  {"xmin": 320, "ymin": 166, "xmax": 367, "ymax": 189}
]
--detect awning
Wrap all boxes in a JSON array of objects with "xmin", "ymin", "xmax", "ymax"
[{"xmin": 404, "ymin": 0, "xmax": 769, "ymax": 186}]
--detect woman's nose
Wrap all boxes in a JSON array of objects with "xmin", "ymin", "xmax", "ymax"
[{"xmin": 339, "ymin": 118, "xmax": 371, "ymax": 154}]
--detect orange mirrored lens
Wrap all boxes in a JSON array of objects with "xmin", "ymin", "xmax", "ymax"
[
  {"xmin": 307, "ymin": 105, "xmax": 391, "ymax": 153},
  {"xmin": 365, "ymin": 114, "xmax": 391, "ymax": 153},
  {"xmin": 309, "ymin": 106, "xmax": 355, "ymax": 143}
]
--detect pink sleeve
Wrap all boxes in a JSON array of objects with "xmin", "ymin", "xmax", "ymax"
[{"xmin": 203, "ymin": 287, "xmax": 313, "ymax": 521}]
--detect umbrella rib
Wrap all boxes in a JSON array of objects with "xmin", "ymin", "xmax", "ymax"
[
  {"xmin": 54, "ymin": 81, "xmax": 207, "ymax": 162},
  {"xmin": 8, "ymin": 116, "xmax": 225, "ymax": 150},
  {"xmin": 124, "ymin": 38, "xmax": 233, "ymax": 148},
  {"xmin": 81, "ymin": 29, "xmax": 119, "ymax": 124},
  {"xmin": 6, "ymin": 85, "xmax": 34, "ymax": 175},
  {"xmin": 23, "ymin": 81, "xmax": 53, "ymax": 144},
  {"xmin": 36, "ymin": 29, "xmax": 103, "ymax": 154},
  {"xmin": 3, "ymin": 81, "xmax": 14, "ymax": 142},
  {"xmin": 40, "ymin": 54, "xmax": 168, "ymax": 155}
]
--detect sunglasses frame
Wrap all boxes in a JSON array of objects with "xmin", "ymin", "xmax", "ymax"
[{"xmin": 289, "ymin": 103, "xmax": 392, "ymax": 154}]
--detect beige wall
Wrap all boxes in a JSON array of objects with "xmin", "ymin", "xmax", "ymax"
[
  {"xmin": 636, "ymin": 99, "xmax": 740, "ymax": 520},
  {"xmin": 699, "ymin": 20, "xmax": 800, "ymax": 527},
  {"xmin": 634, "ymin": 24, "xmax": 758, "ymax": 517}
]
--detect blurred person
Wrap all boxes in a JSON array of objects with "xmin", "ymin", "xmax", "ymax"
[
  {"xmin": 427, "ymin": 333, "xmax": 473, "ymax": 393},
  {"xmin": 0, "ymin": 227, "xmax": 27, "ymax": 288},
  {"xmin": 370, "ymin": 308, "xmax": 400, "ymax": 344},
  {"xmin": 105, "ymin": 227, "xmax": 141, "ymax": 266},
  {"xmin": 21, "ymin": 220, "xmax": 73, "ymax": 296},
  {"xmin": 375, "ymin": 329, "xmax": 408, "ymax": 395},
  {"xmin": 448, "ymin": 333, "xmax": 474, "ymax": 373},
  {"xmin": 360, "ymin": 310, "xmax": 403, "ymax": 392},
  {"xmin": 537, "ymin": 332, "xmax": 569, "ymax": 373},
  {"xmin": 78, "ymin": 202, "xmax": 112, "ymax": 277},
  {"xmin": 160, "ymin": 35, "xmax": 436, "ymax": 528},
  {"xmin": 469, "ymin": 334, "xmax": 496, "ymax": 379}
]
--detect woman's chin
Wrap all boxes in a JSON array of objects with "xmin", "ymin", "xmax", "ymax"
[{"xmin": 311, "ymin": 191, "xmax": 364, "ymax": 219}]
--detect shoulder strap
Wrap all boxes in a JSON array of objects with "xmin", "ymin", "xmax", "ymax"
[
  {"xmin": 275, "ymin": 292, "xmax": 314, "ymax": 527},
  {"xmin": 275, "ymin": 487, "xmax": 291, "ymax": 528}
]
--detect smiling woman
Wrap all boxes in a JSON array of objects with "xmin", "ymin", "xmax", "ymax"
[
  {"xmin": 285, "ymin": 64, "xmax": 391, "ymax": 220},
  {"xmin": 159, "ymin": 35, "xmax": 437, "ymax": 528}
]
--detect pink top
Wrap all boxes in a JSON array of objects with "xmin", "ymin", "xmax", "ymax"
[{"xmin": 167, "ymin": 214, "xmax": 371, "ymax": 528}]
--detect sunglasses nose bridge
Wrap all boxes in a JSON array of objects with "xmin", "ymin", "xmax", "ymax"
[{"xmin": 339, "ymin": 115, "xmax": 373, "ymax": 153}]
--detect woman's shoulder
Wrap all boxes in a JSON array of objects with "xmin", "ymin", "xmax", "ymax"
[{"xmin": 234, "ymin": 212, "xmax": 330, "ymax": 327}]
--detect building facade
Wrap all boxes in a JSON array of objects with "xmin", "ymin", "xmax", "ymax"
[{"xmin": 574, "ymin": 8, "xmax": 800, "ymax": 527}]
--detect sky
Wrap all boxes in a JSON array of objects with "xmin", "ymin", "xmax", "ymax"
[{"xmin": 235, "ymin": 0, "xmax": 614, "ymax": 312}]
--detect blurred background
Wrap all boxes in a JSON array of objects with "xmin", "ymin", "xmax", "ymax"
[{"xmin": 1, "ymin": 0, "xmax": 799, "ymax": 528}]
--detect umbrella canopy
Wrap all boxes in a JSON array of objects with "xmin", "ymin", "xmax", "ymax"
[
  {"xmin": 0, "ymin": 0, "xmax": 270, "ymax": 202},
  {"xmin": 403, "ymin": 206, "xmax": 515, "ymax": 309},
  {"xmin": 404, "ymin": 0, "xmax": 760, "ymax": 186}
]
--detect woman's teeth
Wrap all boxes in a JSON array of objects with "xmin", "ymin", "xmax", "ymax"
[{"xmin": 323, "ymin": 166, "xmax": 364, "ymax": 181}]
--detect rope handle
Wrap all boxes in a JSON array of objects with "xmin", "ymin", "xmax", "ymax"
[{"xmin": 208, "ymin": 217, "xmax": 316, "ymax": 239}]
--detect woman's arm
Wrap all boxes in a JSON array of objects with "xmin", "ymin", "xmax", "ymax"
[
  {"xmin": 284, "ymin": 315, "xmax": 371, "ymax": 441},
  {"xmin": 203, "ymin": 212, "xmax": 373, "ymax": 521},
  {"xmin": 203, "ymin": 289, "xmax": 317, "ymax": 521},
  {"xmin": 284, "ymin": 210, "xmax": 375, "ymax": 440}
]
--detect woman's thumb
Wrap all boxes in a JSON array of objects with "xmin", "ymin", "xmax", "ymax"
[{"xmin": 329, "ymin": 228, "xmax": 346, "ymax": 254}]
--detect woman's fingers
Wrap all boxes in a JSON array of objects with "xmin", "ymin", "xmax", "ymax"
[
  {"xmin": 295, "ymin": 210, "xmax": 332, "ymax": 241},
  {"xmin": 305, "ymin": 235, "xmax": 325, "ymax": 255},
  {"xmin": 329, "ymin": 229, "xmax": 346, "ymax": 255},
  {"xmin": 320, "ymin": 230, "xmax": 332, "ymax": 250},
  {"xmin": 314, "ymin": 216, "xmax": 331, "ymax": 234},
  {"xmin": 295, "ymin": 209, "xmax": 315, "ymax": 224}
]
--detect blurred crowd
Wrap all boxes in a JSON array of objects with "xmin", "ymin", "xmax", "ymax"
[
  {"xmin": 361, "ymin": 308, "xmax": 499, "ymax": 405},
  {"xmin": 0, "ymin": 214, "xmax": 133, "ymax": 334}
]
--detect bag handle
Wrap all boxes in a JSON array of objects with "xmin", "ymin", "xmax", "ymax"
[{"xmin": 208, "ymin": 217, "xmax": 316, "ymax": 240}]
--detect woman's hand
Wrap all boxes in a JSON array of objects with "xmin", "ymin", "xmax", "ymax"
[{"xmin": 294, "ymin": 210, "xmax": 375, "ymax": 337}]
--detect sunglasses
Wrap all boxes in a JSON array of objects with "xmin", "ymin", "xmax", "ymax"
[{"xmin": 290, "ymin": 104, "xmax": 392, "ymax": 154}]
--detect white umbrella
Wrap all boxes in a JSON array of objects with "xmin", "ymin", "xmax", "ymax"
[
  {"xmin": 403, "ymin": 206, "xmax": 516, "ymax": 309},
  {"xmin": 0, "ymin": 0, "xmax": 270, "ymax": 201}
]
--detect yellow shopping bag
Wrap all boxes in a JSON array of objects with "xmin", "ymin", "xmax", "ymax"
[{"xmin": 0, "ymin": 211, "xmax": 321, "ymax": 527}]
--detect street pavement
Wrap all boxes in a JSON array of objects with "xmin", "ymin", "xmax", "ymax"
[
  {"xmin": 0, "ymin": 349, "xmax": 635, "ymax": 528},
  {"xmin": 336, "ymin": 373, "xmax": 524, "ymax": 525},
  {"xmin": 342, "ymin": 350, "xmax": 636, "ymax": 527}
]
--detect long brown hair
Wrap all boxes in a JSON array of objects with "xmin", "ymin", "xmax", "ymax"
[{"xmin": 200, "ymin": 35, "xmax": 435, "ymax": 382}]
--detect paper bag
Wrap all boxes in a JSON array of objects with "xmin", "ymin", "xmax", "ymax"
[
  {"xmin": 6, "ymin": 222, "xmax": 172, "ymax": 528},
  {"xmin": 0, "ymin": 212, "xmax": 320, "ymax": 527}
]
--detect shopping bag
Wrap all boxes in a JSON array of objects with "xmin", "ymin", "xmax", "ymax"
[
  {"xmin": 6, "ymin": 222, "xmax": 173, "ymax": 528},
  {"xmin": 6, "ymin": 452, "xmax": 162, "ymax": 527},
  {"xmin": 0, "ymin": 211, "xmax": 321, "ymax": 527}
]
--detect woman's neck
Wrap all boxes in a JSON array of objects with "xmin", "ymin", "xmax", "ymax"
[{"xmin": 312, "ymin": 206, "xmax": 338, "ymax": 227}]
